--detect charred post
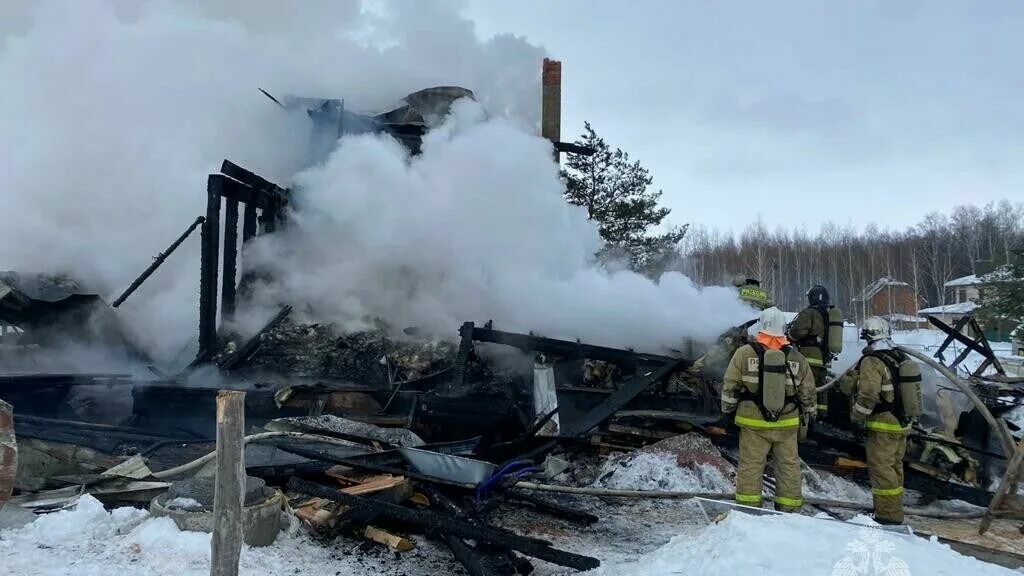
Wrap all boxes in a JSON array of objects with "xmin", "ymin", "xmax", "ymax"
[
  {"xmin": 242, "ymin": 204, "xmax": 257, "ymax": 244},
  {"xmin": 199, "ymin": 182, "xmax": 222, "ymax": 361},
  {"xmin": 111, "ymin": 216, "xmax": 205, "ymax": 308},
  {"xmin": 221, "ymin": 200, "xmax": 239, "ymax": 320}
]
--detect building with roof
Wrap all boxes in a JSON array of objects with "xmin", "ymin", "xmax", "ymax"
[{"xmin": 851, "ymin": 276, "xmax": 925, "ymax": 330}]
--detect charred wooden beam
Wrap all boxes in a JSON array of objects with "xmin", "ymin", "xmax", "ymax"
[
  {"xmin": 450, "ymin": 322, "xmax": 475, "ymax": 390},
  {"xmin": 220, "ymin": 160, "xmax": 289, "ymax": 205},
  {"xmin": 198, "ymin": 189, "xmax": 222, "ymax": 361},
  {"xmin": 507, "ymin": 492, "xmax": 598, "ymax": 525},
  {"xmin": 564, "ymin": 358, "xmax": 688, "ymax": 437},
  {"xmin": 221, "ymin": 200, "xmax": 239, "ymax": 320},
  {"xmin": 218, "ymin": 305, "xmax": 291, "ymax": 371},
  {"xmin": 927, "ymin": 315, "xmax": 1005, "ymax": 376},
  {"xmin": 112, "ymin": 216, "xmax": 204, "ymax": 308},
  {"xmin": 420, "ymin": 486, "xmax": 518, "ymax": 576},
  {"xmin": 552, "ymin": 141, "xmax": 595, "ymax": 156},
  {"xmin": 241, "ymin": 204, "xmax": 258, "ymax": 244},
  {"xmin": 287, "ymin": 478, "xmax": 599, "ymax": 571},
  {"xmin": 208, "ymin": 175, "xmax": 267, "ymax": 210},
  {"xmin": 470, "ymin": 326, "xmax": 675, "ymax": 366}
]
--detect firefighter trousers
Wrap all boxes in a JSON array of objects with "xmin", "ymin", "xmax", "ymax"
[
  {"xmin": 811, "ymin": 366, "xmax": 828, "ymax": 416},
  {"xmin": 866, "ymin": 430, "xmax": 907, "ymax": 524},
  {"xmin": 735, "ymin": 426, "xmax": 803, "ymax": 512}
]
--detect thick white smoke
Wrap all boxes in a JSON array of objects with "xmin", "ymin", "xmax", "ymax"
[
  {"xmin": 247, "ymin": 100, "xmax": 753, "ymax": 351},
  {"xmin": 1, "ymin": 0, "xmax": 750, "ymax": 363},
  {"xmin": 0, "ymin": 0, "xmax": 543, "ymax": 362}
]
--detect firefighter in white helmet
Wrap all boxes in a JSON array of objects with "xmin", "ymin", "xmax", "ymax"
[
  {"xmin": 720, "ymin": 307, "xmax": 816, "ymax": 511},
  {"xmin": 841, "ymin": 316, "xmax": 922, "ymax": 524}
]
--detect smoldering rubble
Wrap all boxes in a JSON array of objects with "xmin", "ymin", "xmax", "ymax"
[{"xmin": 2, "ymin": 5, "xmax": 1024, "ymax": 571}]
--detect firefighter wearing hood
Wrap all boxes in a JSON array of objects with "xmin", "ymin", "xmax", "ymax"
[{"xmin": 721, "ymin": 307, "xmax": 816, "ymax": 511}]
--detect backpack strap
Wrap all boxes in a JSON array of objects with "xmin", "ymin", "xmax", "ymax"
[
  {"xmin": 737, "ymin": 342, "xmax": 799, "ymax": 421},
  {"xmin": 864, "ymin": 350, "xmax": 905, "ymax": 421},
  {"xmin": 817, "ymin": 305, "xmax": 832, "ymax": 358}
]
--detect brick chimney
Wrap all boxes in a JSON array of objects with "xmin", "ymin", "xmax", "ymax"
[{"xmin": 542, "ymin": 58, "xmax": 562, "ymax": 159}]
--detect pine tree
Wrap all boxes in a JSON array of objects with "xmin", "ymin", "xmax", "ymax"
[
  {"xmin": 562, "ymin": 122, "xmax": 687, "ymax": 274},
  {"xmin": 977, "ymin": 247, "xmax": 1024, "ymax": 336}
]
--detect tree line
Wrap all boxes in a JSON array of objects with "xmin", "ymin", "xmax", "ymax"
[
  {"xmin": 562, "ymin": 122, "xmax": 1024, "ymax": 316},
  {"xmin": 673, "ymin": 202, "xmax": 1024, "ymax": 314}
]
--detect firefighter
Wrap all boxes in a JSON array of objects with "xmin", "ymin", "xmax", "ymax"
[
  {"xmin": 721, "ymin": 306, "xmax": 816, "ymax": 512},
  {"xmin": 788, "ymin": 285, "xmax": 843, "ymax": 416},
  {"xmin": 732, "ymin": 273, "xmax": 773, "ymax": 310},
  {"xmin": 841, "ymin": 316, "xmax": 917, "ymax": 524}
]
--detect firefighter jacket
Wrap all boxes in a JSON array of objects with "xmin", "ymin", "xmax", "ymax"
[
  {"xmin": 843, "ymin": 347, "xmax": 909, "ymax": 434},
  {"xmin": 721, "ymin": 344, "xmax": 816, "ymax": 429},
  {"xmin": 737, "ymin": 284, "xmax": 773, "ymax": 310},
  {"xmin": 787, "ymin": 306, "xmax": 827, "ymax": 368}
]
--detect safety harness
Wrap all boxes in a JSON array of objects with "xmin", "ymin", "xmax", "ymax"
[
  {"xmin": 796, "ymin": 305, "xmax": 832, "ymax": 360},
  {"xmin": 856, "ymin": 349, "xmax": 919, "ymax": 425},
  {"xmin": 736, "ymin": 342, "xmax": 800, "ymax": 423}
]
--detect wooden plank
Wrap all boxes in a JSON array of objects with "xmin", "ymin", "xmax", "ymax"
[
  {"xmin": 241, "ymin": 204, "xmax": 258, "ymax": 244},
  {"xmin": 198, "ymin": 190, "xmax": 221, "ymax": 360},
  {"xmin": 287, "ymin": 478, "xmax": 599, "ymax": 571},
  {"xmin": 221, "ymin": 199, "xmax": 239, "ymax": 320},
  {"xmin": 208, "ymin": 174, "xmax": 267, "ymax": 210},
  {"xmin": 340, "ymin": 475, "xmax": 408, "ymax": 496},
  {"xmin": 211, "ymin": 391, "xmax": 245, "ymax": 576},
  {"xmin": 294, "ymin": 498, "xmax": 341, "ymax": 530},
  {"xmin": 911, "ymin": 515, "xmax": 1024, "ymax": 569},
  {"xmin": 364, "ymin": 526, "xmax": 414, "ymax": 551}
]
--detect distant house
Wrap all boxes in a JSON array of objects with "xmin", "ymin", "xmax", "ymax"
[
  {"xmin": 918, "ymin": 274, "xmax": 981, "ymax": 328},
  {"xmin": 851, "ymin": 277, "xmax": 926, "ymax": 330},
  {"xmin": 945, "ymin": 274, "xmax": 985, "ymax": 304}
]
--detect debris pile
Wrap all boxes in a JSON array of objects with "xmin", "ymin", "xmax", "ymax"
[
  {"xmin": 591, "ymin": 434, "xmax": 734, "ymax": 492},
  {"xmin": 2, "ymin": 162, "xmax": 1023, "ymax": 573}
]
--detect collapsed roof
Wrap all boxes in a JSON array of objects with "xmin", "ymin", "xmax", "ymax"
[{"xmin": 269, "ymin": 86, "xmax": 475, "ymax": 163}]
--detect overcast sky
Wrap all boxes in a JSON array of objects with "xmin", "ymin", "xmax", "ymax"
[{"xmin": 463, "ymin": 1, "xmax": 1024, "ymax": 234}]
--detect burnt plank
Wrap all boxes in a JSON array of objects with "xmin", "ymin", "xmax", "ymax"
[
  {"xmin": 471, "ymin": 326, "xmax": 675, "ymax": 366},
  {"xmin": 565, "ymin": 359, "xmax": 688, "ymax": 437},
  {"xmin": 198, "ymin": 190, "xmax": 221, "ymax": 361},
  {"xmin": 221, "ymin": 200, "xmax": 239, "ymax": 320},
  {"xmin": 287, "ymin": 478, "xmax": 599, "ymax": 571}
]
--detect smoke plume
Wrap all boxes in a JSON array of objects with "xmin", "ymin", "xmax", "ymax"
[{"xmin": 0, "ymin": 0, "xmax": 751, "ymax": 364}]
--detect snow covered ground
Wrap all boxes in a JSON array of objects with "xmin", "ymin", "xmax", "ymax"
[
  {"xmin": 592, "ymin": 511, "xmax": 1017, "ymax": 576},
  {"xmin": 0, "ymin": 495, "xmax": 461, "ymax": 576},
  {"xmin": 2, "ymin": 494, "xmax": 1012, "ymax": 576}
]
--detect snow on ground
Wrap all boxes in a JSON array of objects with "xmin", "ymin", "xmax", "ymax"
[
  {"xmin": 591, "ymin": 447, "xmax": 875, "ymax": 506},
  {"xmin": 592, "ymin": 451, "xmax": 734, "ymax": 493},
  {"xmin": 0, "ymin": 495, "xmax": 460, "ymax": 576},
  {"xmin": 590, "ymin": 510, "xmax": 1016, "ymax": 576},
  {"xmin": 802, "ymin": 467, "xmax": 872, "ymax": 504}
]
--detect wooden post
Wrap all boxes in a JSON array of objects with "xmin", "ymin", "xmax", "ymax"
[
  {"xmin": 199, "ymin": 185, "xmax": 222, "ymax": 360},
  {"xmin": 0, "ymin": 400, "xmax": 16, "ymax": 507},
  {"xmin": 211, "ymin": 390, "xmax": 245, "ymax": 576},
  {"xmin": 221, "ymin": 199, "xmax": 239, "ymax": 321}
]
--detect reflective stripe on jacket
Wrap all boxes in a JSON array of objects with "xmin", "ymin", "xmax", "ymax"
[{"xmin": 721, "ymin": 344, "xmax": 815, "ymax": 429}]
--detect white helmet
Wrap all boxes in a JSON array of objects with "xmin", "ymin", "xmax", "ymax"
[
  {"xmin": 861, "ymin": 316, "xmax": 891, "ymax": 342},
  {"xmin": 757, "ymin": 306, "xmax": 788, "ymax": 338}
]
